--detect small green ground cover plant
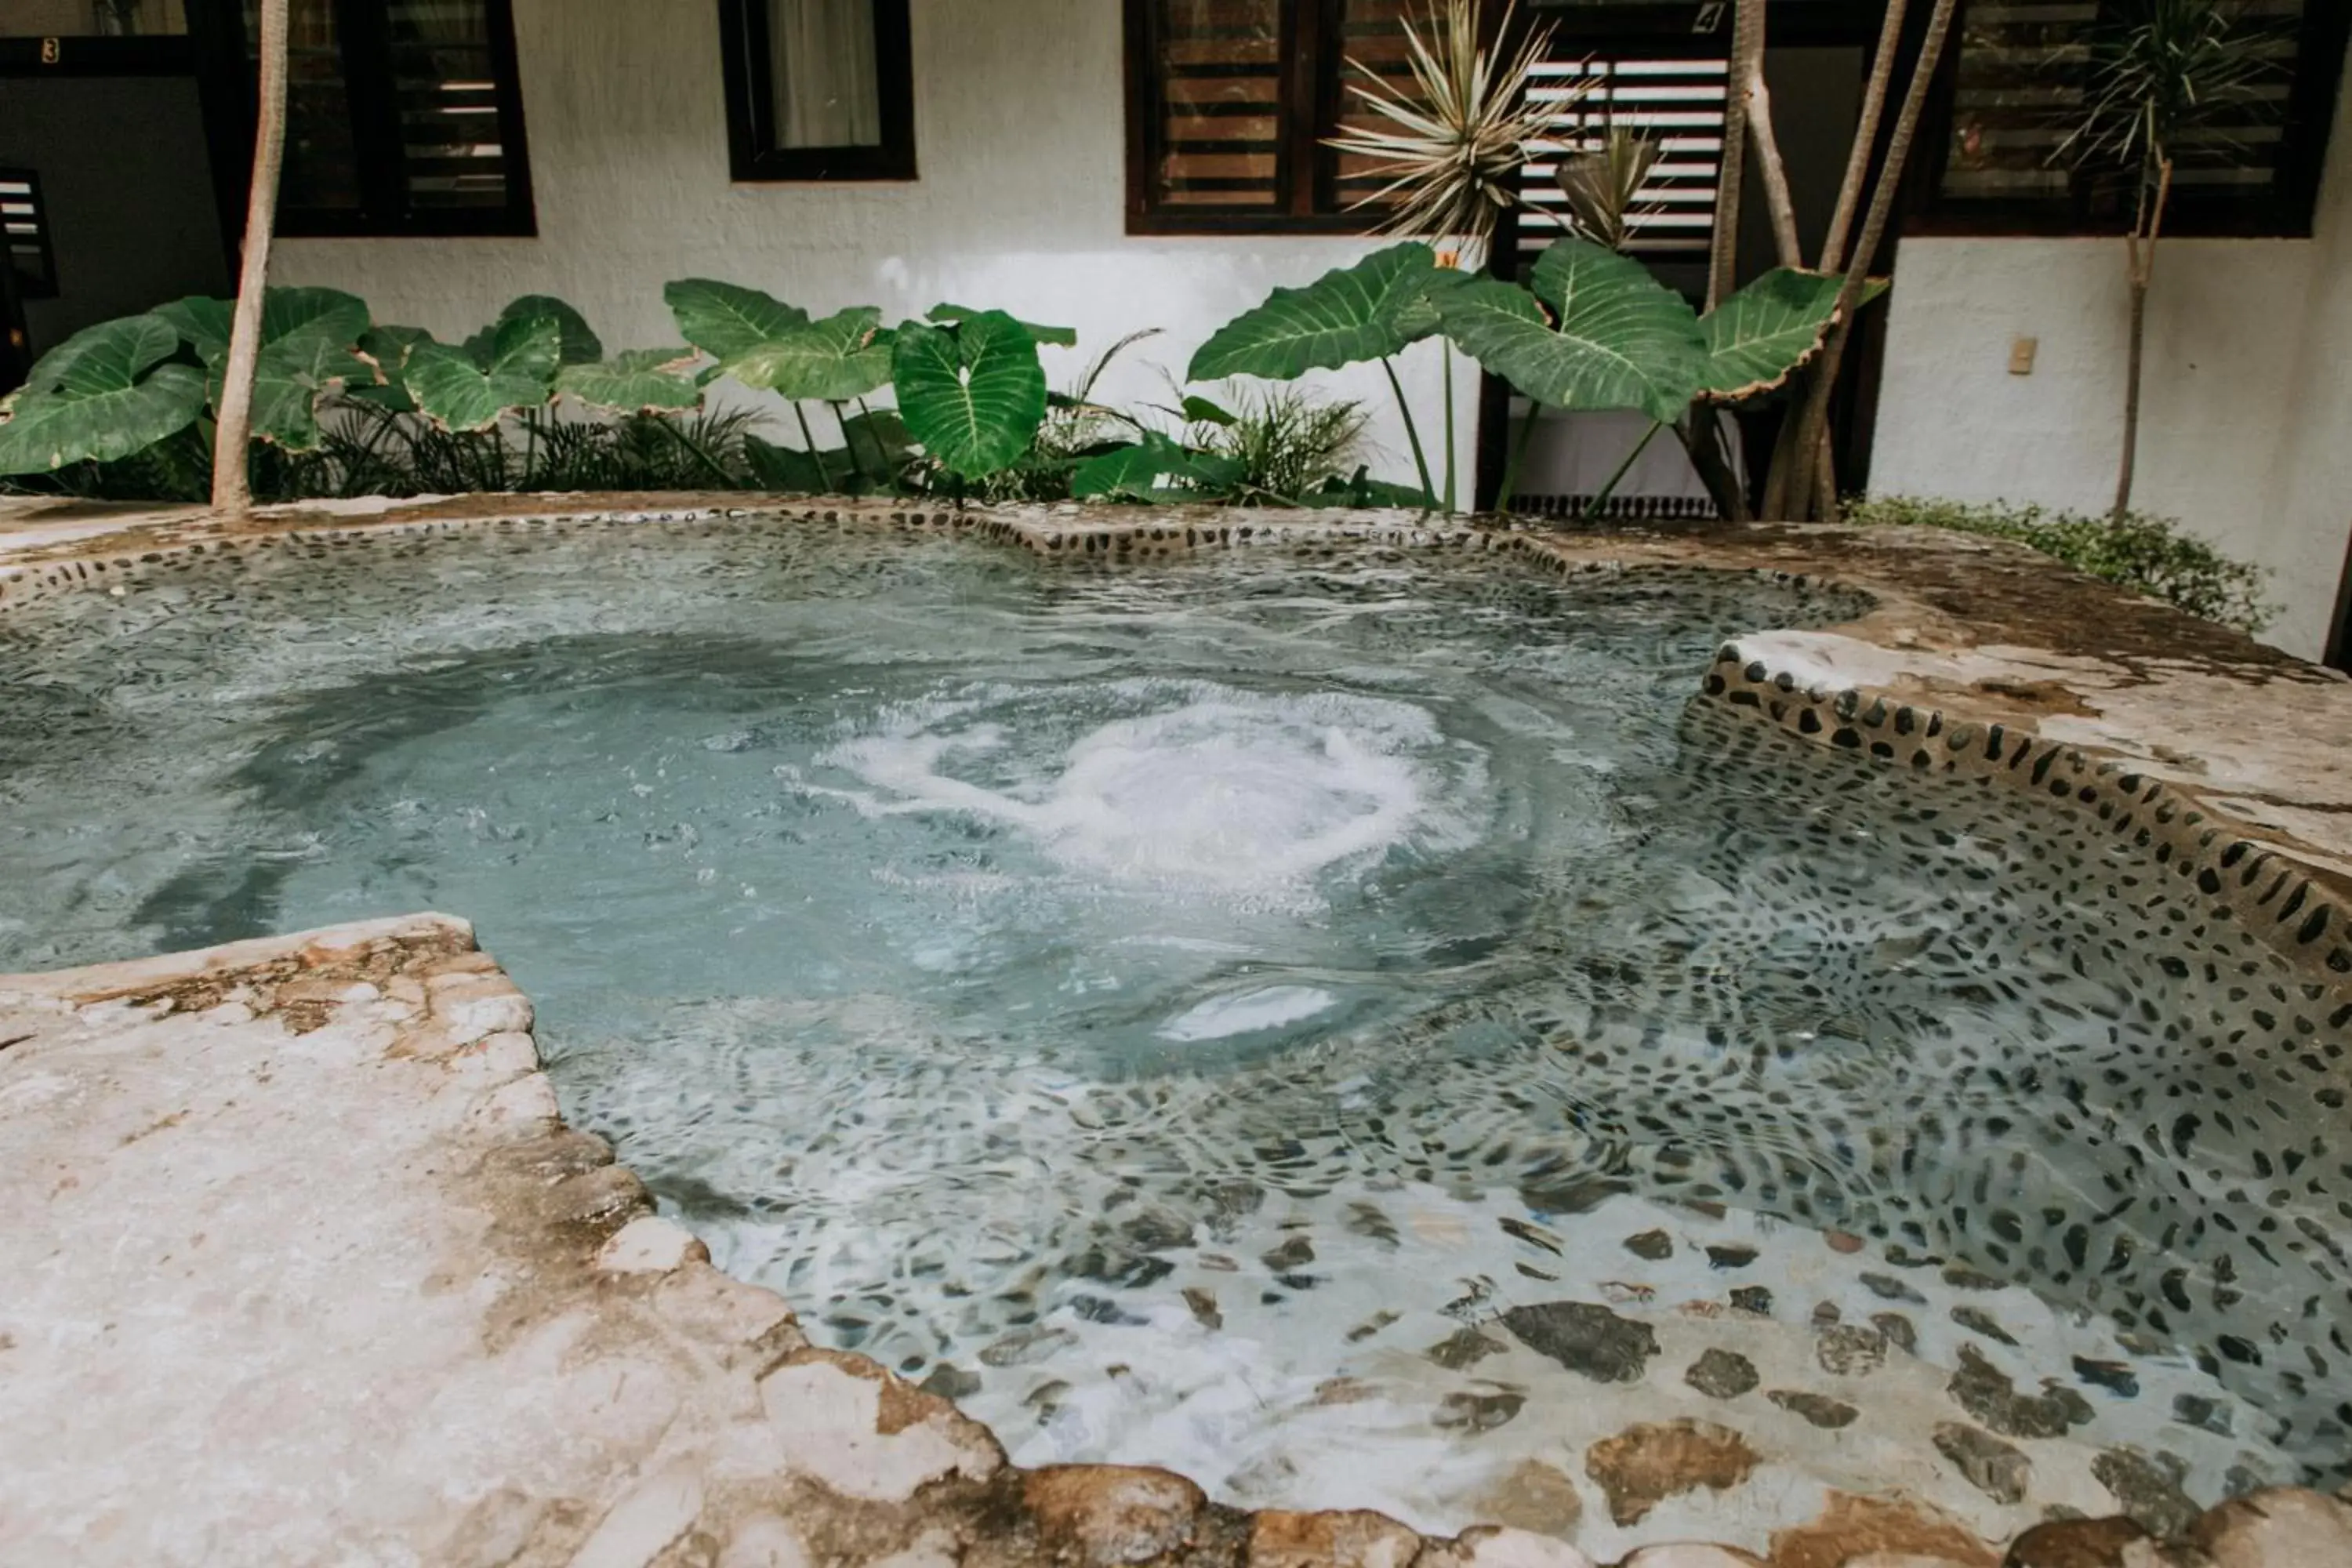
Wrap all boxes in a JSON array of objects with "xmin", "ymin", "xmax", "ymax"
[{"xmin": 1848, "ymin": 495, "xmax": 2274, "ymax": 633}]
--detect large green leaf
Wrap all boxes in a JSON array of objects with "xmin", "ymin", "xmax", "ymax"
[
  {"xmin": 1697, "ymin": 270, "xmax": 1889, "ymax": 401},
  {"xmin": 892, "ymin": 312, "xmax": 1047, "ymax": 480},
  {"xmin": 1072, "ymin": 434, "xmax": 1217, "ymax": 500},
  {"xmin": 1697, "ymin": 268, "xmax": 1845, "ymax": 401},
  {"xmin": 927, "ymin": 303, "xmax": 1078, "ymax": 348},
  {"xmin": 663, "ymin": 279, "xmax": 809, "ymax": 363},
  {"xmin": 0, "ymin": 315, "xmax": 207, "ymax": 474},
  {"xmin": 1187, "ymin": 243, "xmax": 1452, "ymax": 382},
  {"xmin": 154, "ymin": 288, "xmax": 376, "ymax": 447},
  {"xmin": 155, "ymin": 287, "xmax": 371, "ymax": 366},
  {"xmin": 1439, "ymin": 244, "xmax": 1705, "ymax": 422},
  {"xmin": 555, "ymin": 348, "xmax": 703, "ymax": 413},
  {"xmin": 261, "ymin": 287, "xmax": 371, "ymax": 355},
  {"xmin": 153, "ymin": 295, "xmax": 234, "ymax": 361},
  {"xmin": 1518, "ymin": 238, "xmax": 1708, "ymax": 420},
  {"xmin": 14, "ymin": 313, "xmax": 181, "ymax": 401},
  {"xmin": 230, "ymin": 330, "xmax": 376, "ymax": 450},
  {"xmin": 404, "ymin": 317, "xmax": 562, "ymax": 431},
  {"xmin": 724, "ymin": 307, "xmax": 894, "ymax": 401},
  {"xmin": 493, "ymin": 295, "xmax": 603, "ymax": 365}
]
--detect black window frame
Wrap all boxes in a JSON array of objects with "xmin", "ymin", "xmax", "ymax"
[
  {"xmin": 716, "ymin": 0, "xmax": 917, "ymax": 183},
  {"xmin": 192, "ymin": 0, "xmax": 537, "ymax": 240},
  {"xmin": 1907, "ymin": 0, "xmax": 2352, "ymax": 241}
]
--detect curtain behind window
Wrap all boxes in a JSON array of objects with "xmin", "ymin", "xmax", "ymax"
[{"xmin": 770, "ymin": 0, "xmax": 883, "ymax": 149}]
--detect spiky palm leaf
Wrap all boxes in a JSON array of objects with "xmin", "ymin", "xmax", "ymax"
[
  {"xmin": 1552, "ymin": 128, "xmax": 1661, "ymax": 252},
  {"xmin": 2055, "ymin": 0, "xmax": 2276, "ymax": 187},
  {"xmin": 1323, "ymin": 0, "xmax": 1563, "ymax": 258}
]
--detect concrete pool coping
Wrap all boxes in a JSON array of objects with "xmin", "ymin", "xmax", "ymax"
[{"xmin": 1, "ymin": 493, "xmax": 2348, "ymax": 1567}]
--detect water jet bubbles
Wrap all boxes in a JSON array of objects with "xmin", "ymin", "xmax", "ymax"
[{"xmin": 814, "ymin": 678, "xmax": 1484, "ymax": 905}]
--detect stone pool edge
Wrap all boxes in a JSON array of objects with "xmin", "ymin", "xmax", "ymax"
[{"xmin": 4, "ymin": 913, "xmax": 2347, "ymax": 1568}]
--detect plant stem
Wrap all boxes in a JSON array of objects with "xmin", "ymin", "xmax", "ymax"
[
  {"xmin": 212, "ymin": 0, "xmax": 288, "ymax": 516},
  {"xmin": 792, "ymin": 401, "xmax": 835, "ymax": 493},
  {"xmin": 1441, "ymin": 342, "xmax": 1457, "ymax": 514},
  {"xmin": 855, "ymin": 396, "xmax": 900, "ymax": 494},
  {"xmin": 1577, "ymin": 419, "xmax": 1664, "ymax": 522},
  {"xmin": 1381, "ymin": 358, "xmax": 1438, "ymax": 507},
  {"xmin": 2116, "ymin": 158, "xmax": 2170, "ymax": 521},
  {"xmin": 1495, "ymin": 397, "xmax": 1544, "ymax": 517},
  {"xmin": 827, "ymin": 401, "xmax": 874, "ymax": 489}
]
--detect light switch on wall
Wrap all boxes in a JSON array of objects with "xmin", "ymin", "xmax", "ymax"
[{"xmin": 2009, "ymin": 336, "xmax": 2039, "ymax": 376}]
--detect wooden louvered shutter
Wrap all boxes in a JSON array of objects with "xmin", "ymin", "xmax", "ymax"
[
  {"xmin": 1323, "ymin": 0, "xmax": 1423, "ymax": 218},
  {"xmin": 1144, "ymin": 0, "xmax": 1288, "ymax": 211}
]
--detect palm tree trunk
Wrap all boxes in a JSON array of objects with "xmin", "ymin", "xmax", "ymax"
[
  {"xmin": 1777, "ymin": 0, "xmax": 1959, "ymax": 521},
  {"xmin": 1820, "ymin": 0, "xmax": 1911, "ymax": 274},
  {"xmin": 2114, "ymin": 159, "xmax": 2172, "ymax": 521},
  {"xmin": 1707, "ymin": 0, "xmax": 1766, "ymax": 311},
  {"xmin": 1748, "ymin": 75, "xmax": 1803, "ymax": 269},
  {"xmin": 211, "ymin": 0, "xmax": 289, "ymax": 516}
]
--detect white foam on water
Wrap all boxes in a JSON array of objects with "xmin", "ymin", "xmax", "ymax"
[
  {"xmin": 808, "ymin": 681, "xmax": 1478, "ymax": 901},
  {"xmin": 1156, "ymin": 985, "xmax": 1338, "ymax": 1042}
]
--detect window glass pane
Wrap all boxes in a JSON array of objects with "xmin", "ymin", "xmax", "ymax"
[
  {"xmin": 1152, "ymin": 0, "xmax": 1283, "ymax": 208},
  {"xmin": 0, "ymin": 1, "xmax": 187, "ymax": 37},
  {"xmin": 1940, "ymin": 0, "xmax": 2309, "ymax": 213},
  {"xmin": 248, "ymin": 0, "xmax": 362, "ymax": 212},
  {"xmin": 385, "ymin": 0, "xmax": 517, "ymax": 210},
  {"xmin": 766, "ymin": 0, "xmax": 884, "ymax": 148}
]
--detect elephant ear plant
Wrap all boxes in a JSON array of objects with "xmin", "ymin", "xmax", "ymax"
[
  {"xmin": 1437, "ymin": 234, "xmax": 1875, "ymax": 517},
  {"xmin": 1187, "ymin": 241, "xmax": 1465, "ymax": 509},
  {"xmin": 891, "ymin": 308, "xmax": 1051, "ymax": 495}
]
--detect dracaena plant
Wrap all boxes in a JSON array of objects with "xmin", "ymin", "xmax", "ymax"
[
  {"xmin": 2053, "ymin": 0, "xmax": 2274, "ymax": 521},
  {"xmin": 1323, "ymin": 0, "xmax": 1559, "ymax": 266}
]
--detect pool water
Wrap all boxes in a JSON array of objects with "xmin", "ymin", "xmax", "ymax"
[{"xmin": 2, "ymin": 517, "xmax": 2343, "ymax": 1541}]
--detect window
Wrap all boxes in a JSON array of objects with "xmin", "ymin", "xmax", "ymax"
[
  {"xmin": 1917, "ymin": 0, "xmax": 2351, "ymax": 238},
  {"xmin": 1, "ymin": 169, "xmax": 59, "ymax": 299},
  {"xmin": 1124, "ymin": 0, "xmax": 1428, "ymax": 233},
  {"xmin": 213, "ymin": 0, "xmax": 534, "ymax": 238},
  {"xmin": 716, "ymin": 0, "xmax": 916, "ymax": 182}
]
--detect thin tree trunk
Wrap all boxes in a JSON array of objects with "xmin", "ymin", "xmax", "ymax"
[
  {"xmin": 1708, "ymin": 0, "xmax": 1766, "ymax": 311},
  {"xmin": 1777, "ymin": 0, "xmax": 1959, "ymax": 521},
  {"xmin": 1820, "ymin": 0, "xmax": 1911, "ymax": 274},
  {"xmin": 1748, "ymin": 77, "xmax": 1802, "ymax": 268},
  {"xmin": 2114, "ymin": 159, "xmax": 2172, "ymax": 521},
  {"xmin": 1678, "ymin": 409, "xmax": 1751, "ymax": 523},
  {"xmin": 211, "ymin": 0, "xmax": 289, "ymax": 516}
]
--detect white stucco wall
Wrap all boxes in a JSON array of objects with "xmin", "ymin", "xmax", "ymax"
[
  {"xmin": 1871, "ymin": 37, "xmax": 2352, "ymax": 661},
  {"xmin": 270, "ymin": 0, "xmax": 1479, "ymax": 496}
]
